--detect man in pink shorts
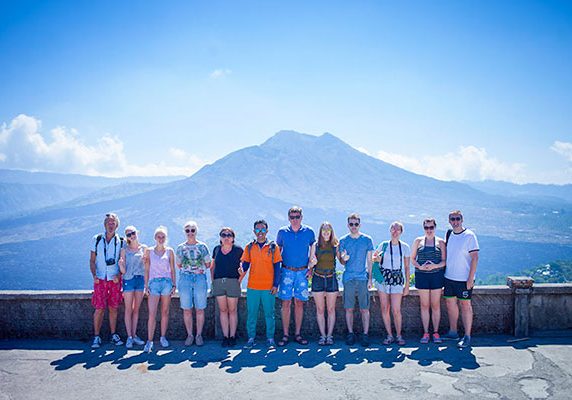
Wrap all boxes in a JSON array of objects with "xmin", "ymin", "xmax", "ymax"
[{"xmin": 89, "ymin": 213, "xmax": 125, "ymax": 348}]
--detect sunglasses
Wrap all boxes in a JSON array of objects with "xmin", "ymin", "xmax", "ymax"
[
  {"xmin": 348, "ymin": 222, "xmax": 360, "ymax": 227},
  {"xmin": 449, "ymin": 217, "xmax": 462, "ymax": 221},
  {"xmin": 254, "ymin": 228, "xmax": 267, "ymax": 234},
  {"xmin": 156, "ymin": 235, "xmax": 166, "ymax": 240},
  {"xmin": 289, "ymin": 215, "xmax": 301, "ymax": 220},
  {"xmin": 185, "ymin": 228, "xmax": 197, "ymax": 234},
  {"xmin": 424, "ymin": 226, "xmax": 435, "ymax": 230},
  {"xmin": 220, "ymin": 233, "xmax": 233, "ymax": 238},
  {"xmin": 126, "ymin": 231, "xmax": 137, "ymax": 238}
]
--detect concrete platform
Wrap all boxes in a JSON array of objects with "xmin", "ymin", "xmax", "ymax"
[{"xmin": 1, "ymin": 334, "xmax": 571, "ymax": 400}]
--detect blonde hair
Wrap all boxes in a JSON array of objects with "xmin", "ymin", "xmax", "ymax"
[
  {"xmin": 184, "ymin": 220, "xmax": 198, "ymax": 231},
  {"xmin": 104, "ymin": 212, "xmax": 120, "ymax": 228},
  {"xmin": 124, "ymin": 225, "xmax": 138, "ymax": 245},
  {"xmin": 154, "ymin": 226, "xmax": 168, "ymax": 243}
]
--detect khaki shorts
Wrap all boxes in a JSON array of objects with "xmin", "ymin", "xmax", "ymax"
[{"xmin": 212, "ymin": 278, "xmax": 241, "ymax": 298}]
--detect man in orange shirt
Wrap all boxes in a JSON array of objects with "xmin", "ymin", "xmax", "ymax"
[{"xmin": 239, "ymin": 219, "xmax": 282, "ymax": 349}]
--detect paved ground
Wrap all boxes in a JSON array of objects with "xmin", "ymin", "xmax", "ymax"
[{"xmin": 1, "ymin": 334, "xmax": 571, "ymax": 400}]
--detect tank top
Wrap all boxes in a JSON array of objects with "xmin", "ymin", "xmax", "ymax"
[
  {"xmin": 124, "ymin": 245, "xmax": 145, "ymax": 280},
  {"xmin": 149, "ymin": 247, "xmax": 172, "ymax": 280},
  {"xmin": 415, "ymin": 238, "xmax": 443, "ymax": 273},
  {"xmin": 314, "ymin": 244, "xmax": 336, "ymax": 275}
]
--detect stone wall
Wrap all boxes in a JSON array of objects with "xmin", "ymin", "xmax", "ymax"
[{"xmin": 3, "ymin": 283, "xmax": 569, "ymax": 340}]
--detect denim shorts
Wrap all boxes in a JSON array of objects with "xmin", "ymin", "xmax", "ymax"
[
  {"xmin": 374, "ymin": 280, "xmax": 404, "ymax": 294},
  {"xmin": 148, "ymin": 277, "xmax": 173, "ymax": 296},
  {"xmin": 343, "ymin": 279, "xmax": 370, "ymax": 309},
  {"xmin": 311, "ymin": 272, "xmax": 339, "ymax": 293},
  {"xmin": 123, "ymin": 275, "xmax": 145, "ymax": 292},
  {"xmin": 278, "ymin": 268, "xmax": 309, "ymax": 301},
  {"xmin": 178, "ymin": 273, "xmax": 208, "ymax": 310}
]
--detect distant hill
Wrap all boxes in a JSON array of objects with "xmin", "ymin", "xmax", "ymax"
[
  {"xmin": 0, "ymin": 131, "xmax": 571, "ymax": 289},
  {"xmin": 481, "ymin": 260, "xmax": 572, "ymax": 285},
  {"xmin": 464, "ymin": 180, "xmax": 572, "ymax": 205}
]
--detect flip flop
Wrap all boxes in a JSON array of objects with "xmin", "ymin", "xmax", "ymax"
[
  {"xmin": 277, "ymin": 335, "xmax": 289, "ymax": 347},
  {"xmin": 295, "ymin": 335, "xmax": 308, "ymax": 345}
]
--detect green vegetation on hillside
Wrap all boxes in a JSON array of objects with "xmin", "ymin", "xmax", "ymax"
[{"xmin": 480, "ymin": 260, "xmax": 572, "ymax": 285}]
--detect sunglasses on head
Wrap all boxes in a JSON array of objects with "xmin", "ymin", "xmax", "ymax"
[
  {"xmin": 126, "ymin": 231, "xmax": 137, "ymax": 238},
  {"xmin": 220, "ymin": 233, "xmax": 233, "ymax": 238},
  {"xmin": 424, "ymin": 226, "xmax": 435, "ymax": 230},
  {"xmin": 254, "ymin": 228, "xmax": 267, "ymax": 234},
  {"xmin": 185, "ymin": 228, "xmax": 197, "ymax": 234},
  {"xmin": 289, "ymin": 215, "xmax": 301, "ymax": 220},
  {"xmin": 348, "ymin": 222, "xmax": 360, "ymax": 227},
  {"xmin": 449, "ymin": 216, "xmax": 462, "ymax": 221}
]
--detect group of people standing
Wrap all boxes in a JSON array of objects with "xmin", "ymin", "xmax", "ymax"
[{"xmin": 89, "ymin": 207, "xmax": 479, "ymax": 352}]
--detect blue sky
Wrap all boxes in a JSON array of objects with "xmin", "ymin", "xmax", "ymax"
[{"xmin": 0, "ymin": 0, "xmax": 571, "ymax": 182}]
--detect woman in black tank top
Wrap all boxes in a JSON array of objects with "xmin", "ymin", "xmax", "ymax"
[{"xmin": 410, "ymin": 218, "xmax": 447, "ymax": 344}]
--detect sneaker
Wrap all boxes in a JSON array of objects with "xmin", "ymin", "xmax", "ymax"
[
  {"xmin": 458, "ymin": 335, "xmax": 471, "ymax": 348},
  {"xmin": 133, "ymin": 336, "xmax": 145, "ymax": 346},
  {"xmin": 91, "ymin": 336, "xmax": 102, "ymax": 349},
  {"xmin": 159, "ymin": 336, "xmax": 169, "ymax": 348},
  {"xmin": 443, "ymin": 331, "xmax": 460, "ymax": 341},
  {"xmin": 110, "ymin": 333, "xmax": 123, "ymax": 346},
  {"xmin": 229, "ymin": 336, "xmax": 237, "ymax": 347},
  {"xmin": 360, "ymin": 333, "xmax": 370, "ymax": 347},
  {"xmin": 184, "ymin": 335, "xmax": 194, "ymax": 346},
  {"xmin": 126, "ymin": 336, "xmax": 134, "ymax": 349},
  {"xmin": 420, "ymin": 333, "xmax": 430, "ymax": 344},
  {"xmin": 144, "ymin": 340, "xmax": 154, "ymax": 353},
  {"xmin": 267, "ymin": 338, "xmax": 276, "ymax": 349},
  {"xmin": 345, "ymin": 332, "xmax": 356, "ymax": 346},
  {"xmin": 432, "ymin": 333, "xmax": 442, "ymax": 344},
  {"xmin": 195, "ymin": 335, "xmax": 204, "ymax": 346},
  {"xmin": 244, "ymin": 338, "xmax": 256, "ymax": 349},
  {"xmin": 222, "ymin": 337, "xmax": 229, "ymax": 347}
]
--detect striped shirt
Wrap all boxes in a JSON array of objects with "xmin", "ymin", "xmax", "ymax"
[{"xmin": 415, "ymin": 238, "xmax": 443, "ymax": 273}]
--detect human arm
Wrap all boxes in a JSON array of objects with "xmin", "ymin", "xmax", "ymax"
[
  {"xmin": 271, "ymin": 261, "xmax": 282, "ymax": 295},
  {"xmin": 144, "ymin": 248, "xmax": 150, "ymax": 296},
  {"xmin": 90, "ymin": 251, "xmax": 98, "ymax": 283},
  {"xmin": 403, "ymin": 256, "xmax": 410, "ymax": 296},
  {"xmin": 118, "ymin": 248, "xmax": 126, "ymax": 275},
  {"xmin": 169, "ymin": 248, "xmax": 177, "ymax": 295},
  {"xmin": 410, "ymin": 239, "xmax": 421, "ymax": 269},
  {"xmin": 467, "ymin": 251, "xmax": 479, "ymax": 290},
  {"xmin": 366, "ymin": 250, "xmax": 373, "ymax": 288},
  {"xmin": 307, "ymin": 243, "xmax": 317, "ymax": 277}
]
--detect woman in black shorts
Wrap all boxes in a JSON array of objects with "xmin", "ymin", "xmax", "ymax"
[
  {"xmin": 411, "ymin": 218, "xmax": 446, "ymax": 344},
  {"xmin": 308, "ymin": 222, "xmax": 339, "ymax": 345},
  {"xmin": 210, "ymin": 227, "xmax": 243, "ymax": 347}
]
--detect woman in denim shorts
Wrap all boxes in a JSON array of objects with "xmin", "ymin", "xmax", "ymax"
[
  {"xmin": 118, "ymin": 225, "xmax": 147, "ymax": 349},
  {"xmin": 308, "ymin": 222, "xmax": 339, "ymax": 346},
  {"xmin": 143, "ymin": 226, "xmax": 176, "ymax": 353},
  {"xmin": 211, "ymin": 227, "xmax": 243, "ymax": 347}
]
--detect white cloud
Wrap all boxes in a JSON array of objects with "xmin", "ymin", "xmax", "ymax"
[
  {"xmin": 209, "ymin": 68, "xmax": 232, "ymax": 79},
  {"xmin": 0, "ymin": 114, "xmax": 207, "ymax": 177},
  {"xmin": 551, "ymin": 141, "xmax": 572, "ymax": 162},
  {"xmin": 372, "ymin": 145, "xmax": 526, "ymax": 183}
]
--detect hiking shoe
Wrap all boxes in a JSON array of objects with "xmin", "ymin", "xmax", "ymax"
[
  {"xmin": 195, "ymin": 335, "xmax": 204, "ymax": 346},
  {"xmin": 432, "ymin": 333, "xmax": 442, "ymax": 344},
  {"xmin": 159, "ymin": 336, "xmax": 169, "ymax": 348},
  {"xmin": 360, "ymin": 333, "xmax": 370, "ymax": 347},
  {"xmin": 420, "ymin": 333, "xmax": 430, "ymax": 344},
  {"xmin": 184, "ymin": 335, "xmax": 194, "ymax": 346},
  {"xmin": 458, "ymin": 335, "xmax": 471, "ymax": 348},
  {"xmin": 133, "ymin": 336, "xmax": 145, "ymax": 346},
  {"xmin": 267, "ymin": 338, "xmax": 276, "ymax": 349},
  {"xmin": 144, "ymin": 341, "xmax": 154, "ymax": 353},
  {"xmin": 345, "ymin": 332, "xmax": 356, "ymax": 346},
  {"xmin": 125, "ymin": 336, "xmax": 134, "ymax": 349},
  {"xmin": 244, "ymin": 338, "xmax": 256, "ymax": 349},
  {"xmin": 110, "ymin": 333, "xmax": 123, "ymax": 346},
  {"xmin": 443, "ymin": 331, "xmax": 460, "ymax": 341},
  {"xmin": 91, "ymin": 336, "xmax": 102, "ymax": 349}
]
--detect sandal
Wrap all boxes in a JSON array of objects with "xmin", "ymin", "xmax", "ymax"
[
  {"xmin": 396, "ymin": 335, "xmax": 406, "ymax": 346},
  {"xmin": 294, "ymin": 335, "xmax": 308, "ymax": 345},
  {"xmin": 318, "ymin": 336, "xmax": 326, "ymax": 345},
  {"xmin": 326, "ymin": 336, "xmax": 334, "ymax": 345},
  {"xmin": 382, "ymin": 335, "xmax": 394, "ymax": 345},
  {"xmin": 277, "ymin": 335, "xmax": 289, "ymax": 347}
]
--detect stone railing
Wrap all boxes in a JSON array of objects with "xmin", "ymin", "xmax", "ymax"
[{"xmin": 1, "ymin": 279, "xmax": 571, "ymax": 340}]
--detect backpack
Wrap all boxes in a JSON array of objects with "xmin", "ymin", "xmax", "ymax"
[
  {"xmin": 94, "ymin": 234, "xmax": 124, "ymax": 255},
  {"xmin": 372, "ymin": 241, "xmax": 389, "ymax": 283},
  {"xmin": 445, "ymin": 229, "xmax": 453, "ymax": 246},
  {"xmin": 247, "ymin": 240, "xmax": 278, "ymax": 263}
]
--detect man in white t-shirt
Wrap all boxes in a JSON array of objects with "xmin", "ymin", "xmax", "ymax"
[{"xmin": 443, "ymin": 210, "xmax": 479, "ymax": 348}]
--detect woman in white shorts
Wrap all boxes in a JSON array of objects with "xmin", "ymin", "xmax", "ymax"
[{"xmin": 373, "ymin": 221, "xmax": 410, "ymax": 346}]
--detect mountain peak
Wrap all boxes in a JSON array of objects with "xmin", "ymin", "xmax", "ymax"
[{"xmin": 261, "ymin": 130, "xmax": 315, "ymax": 147}]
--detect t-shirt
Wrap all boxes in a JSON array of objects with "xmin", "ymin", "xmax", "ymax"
[
  {"xmin": 376, "ymin": 240, "xmax": 411, "ymax": 274},
  {"xmin": 212, "ymin": 245, "xmax": 243, "ymax": 280},
  {"xmin": 314, "ymin": 244, "xmax": 337, "ymax": 275},
  {"xmin": 276, "ymin": 225, "xmax": 316, "ymax": 268},
  {"xmin": 92, "ymin": 233, "xmax": 125, "ymax": 280},
  {"xmin": 123, "ymin": 244, "xmax": 146, "ymax": 280},
  {"xmin": 445, "ymin": 228, "xmax": 479, "ymax": 281},
  {"xmin": 176, "ymin": 241, "xmax": 211, "ymax": 274},
  {"xmin": 241, "ymin": 241, "xmax": 283, "ymax": 290},
  {"xmin": 339, "ymin": 233, "xmax": 374, "ymax": 282}
]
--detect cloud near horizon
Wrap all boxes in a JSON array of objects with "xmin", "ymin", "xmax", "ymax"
[
  {"xmin": 0, "ymin": 114, "xmax": 207, "ymax": 177},
  {"xmin": 359, "ymin": 145, "xmax": 527, "ymax": 183},
  {"xmin": 209, "ymin": 68, "xmax": 232, "ymax": 79}
]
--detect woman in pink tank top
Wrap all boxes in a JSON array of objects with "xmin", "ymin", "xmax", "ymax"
[{"xmin": 143, "ymin": 226, "xmax": 176, "ymax": 353}]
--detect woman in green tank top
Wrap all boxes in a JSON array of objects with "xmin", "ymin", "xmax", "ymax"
[{"xmin": 308, "ymin": 222, "xmax": 339, "ymax": 345}]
